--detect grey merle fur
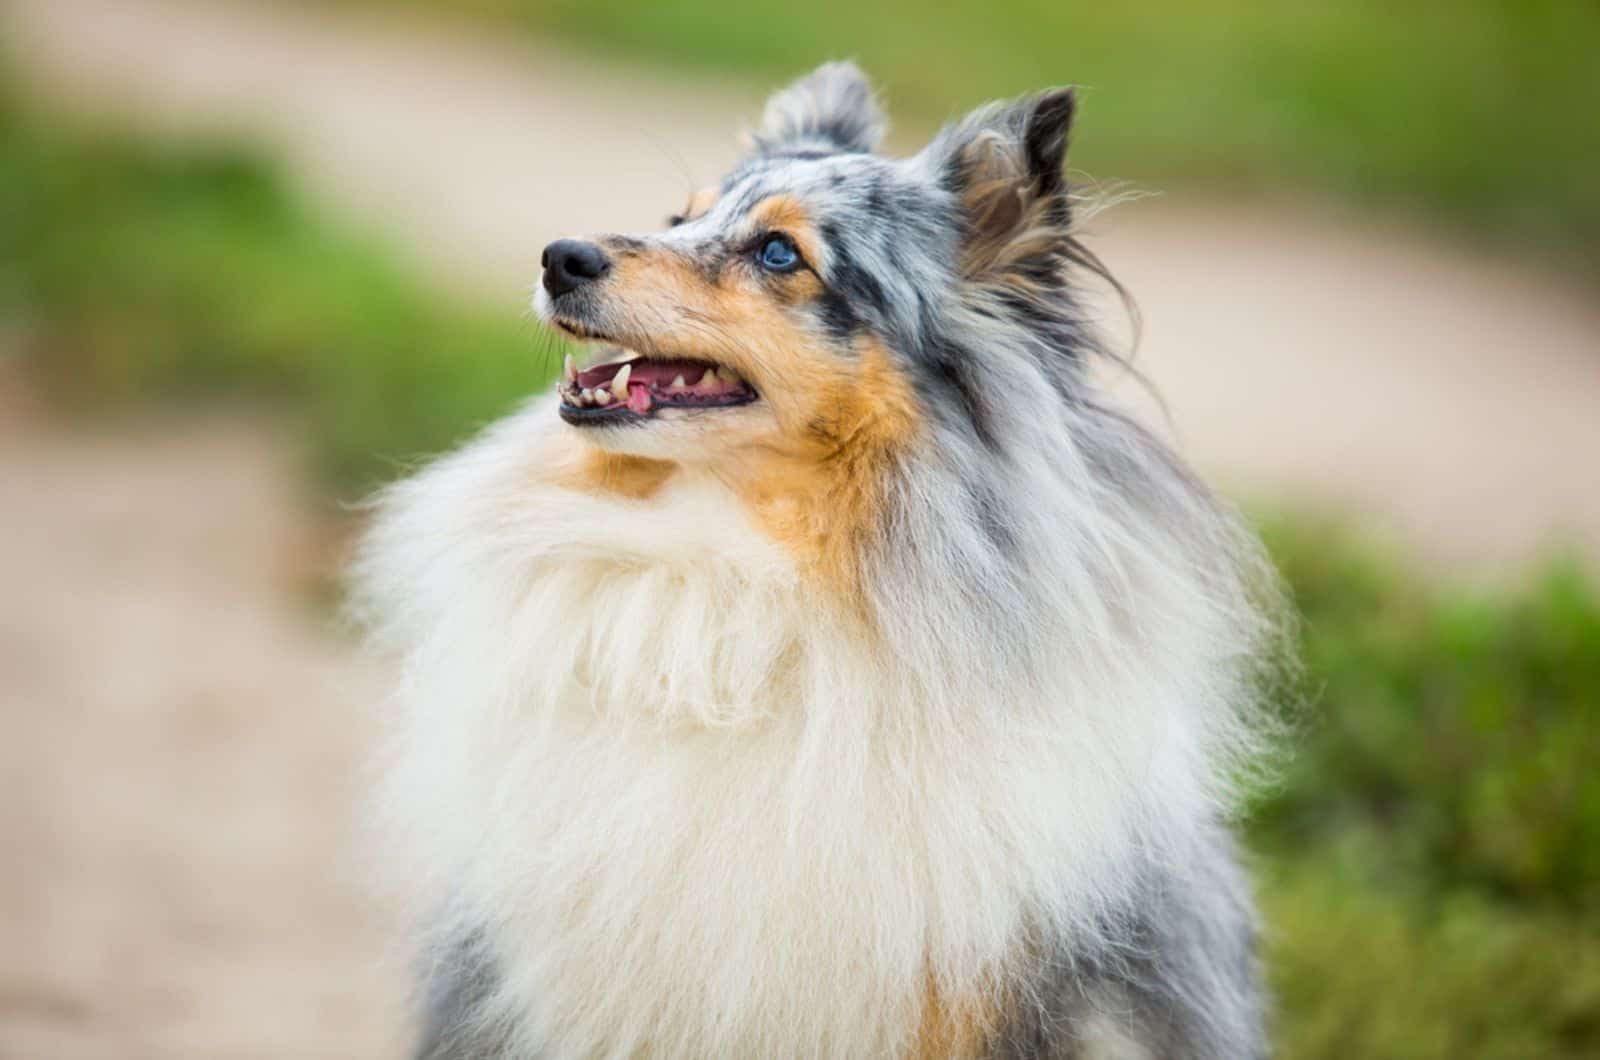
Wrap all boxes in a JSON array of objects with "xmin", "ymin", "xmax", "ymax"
[{"xmin": 415, "ymin": 61, "xmax": 1272, "ymax": 1059}]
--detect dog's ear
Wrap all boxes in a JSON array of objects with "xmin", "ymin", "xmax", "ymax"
[
  {"xmin": 748, "ymin": 62, "xmax": 886, "ymax": 156},
  {"xmin": 919, "ymin": 88, "xmax": 1078, "ymax": 283}
]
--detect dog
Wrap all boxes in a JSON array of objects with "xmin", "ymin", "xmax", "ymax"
[{"xmin": 354, "ymin": 62, "xmax": 1283, "ymax": 1059}]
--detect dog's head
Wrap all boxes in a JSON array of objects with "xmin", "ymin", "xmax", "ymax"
[{"xmin": 536, "ymin": 62, "xmax": 1094, "ymax": 468}]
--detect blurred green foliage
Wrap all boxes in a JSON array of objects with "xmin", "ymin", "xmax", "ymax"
[
  {"xmin": 0, "ymin": 84, "xmax": 556, "ymax": 488},
  {"xmin": 3, "ymin": 81, "xmax": 1597, "ymax": 1059},
  {"xmin": 362, "ymin": 0, "xmax": 1600, "ymax": 275},
  {"xmin": 1263, "ymin": 860, "xmax": 1600, "ymax": 1059},
  {"xmin": 1255, "ymin": 519, "xmax": 1600, "ymax": 1057},
  {"xmin": 1258, "ymin": 521, "xmax": 1600, "ymax": 910}
]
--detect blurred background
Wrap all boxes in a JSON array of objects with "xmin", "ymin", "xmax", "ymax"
[{"xmin": 2, "ymin": 0, "xmax": 1597, "ymax": 1056}]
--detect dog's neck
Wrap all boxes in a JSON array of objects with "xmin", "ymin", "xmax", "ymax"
[{"xmin": 355, "ymin": 394, "xmax": 1274, "ymax": 1057}]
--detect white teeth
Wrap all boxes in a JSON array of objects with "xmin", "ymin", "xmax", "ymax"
[
  {"xmin": 670, "ymin": 374, "xmax": 687, "ymax": 390},
  {"xmin": 564, "ymin": 353, "xmax": 576, "ymax": 382},
  {"xmin": 701, "ymin": 367, "xmax": 719, "ymax": 385},
  {"xmin": 579, "ymin": 387, "xmax": 594, "ymax": 405},
  {"xmin": 611, "ymin": 363, "xmax": 632, "ymax": 400},
  {"xmin": 595, "ymin": 388, "xmax": 612, "ymax": 405}
]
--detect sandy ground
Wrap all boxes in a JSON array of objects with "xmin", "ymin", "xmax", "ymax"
[
  {"xmin": 2, "ymin": 0, "xmax": 1599, "ymax": 1056},
  {"xmin": 0, "ymin": 379, "xmax": 409, "ymax": 1059},
  {"xmin": 10, "ymin": 0, "xmax": 1600, "ymax": 566}
]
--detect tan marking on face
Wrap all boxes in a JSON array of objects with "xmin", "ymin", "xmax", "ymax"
[
  {"xmin": 588, "ymin": 239, "xmax": 827, "ymax": 410},
  {"xmin": 764, "ymin": 261, "xmax": 824, "ymax": 307},
  {"xmin": 600, "ymin": 246, "xmax": 710, "ymax": 331},
  {"xmin": 682, "ymin": 185, "xmax": 719, "ymax": 223},
  {"xmin": 748, "ymin": 193, "xmax": 825, "ymax": 272},
  {"xmin": 575, "ymin": 238, "xmax": 922, "ymax": 599}
]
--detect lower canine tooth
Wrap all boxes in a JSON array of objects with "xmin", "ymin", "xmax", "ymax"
[
  {"xmin": 701, "ymin": 367, "xmax": 719, "ymax": 385},
  {"xmin": 611, "ymin": 363, "xmax": 632, "ymax": 400},
  {"xmin": 670, "ymin": 374, "xmax": 687, "ymax": 390}
]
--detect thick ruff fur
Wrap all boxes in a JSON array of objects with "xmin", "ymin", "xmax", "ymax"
[{"xmin": 355, "ymin": 63, "xmax": 1283, "ymax": 1059}]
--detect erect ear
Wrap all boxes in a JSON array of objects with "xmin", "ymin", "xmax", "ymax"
[
  {"xmin": 919, "ymin": 88, "xmax": 1078, "ymax": 282},
  {"xmin": 747, "ymin": 61, "xmax": 887, "ymax": 156}
]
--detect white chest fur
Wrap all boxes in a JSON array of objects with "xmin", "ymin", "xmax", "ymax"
[{"xmin": 358, "ymin": 402, "xmax": 1220, "ymax": 1058}]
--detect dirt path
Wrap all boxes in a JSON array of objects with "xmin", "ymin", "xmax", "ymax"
[
  {"xmin": 10, "ymin": 0, "xmax": 1600, "ymax": 566},
  {"xmin": 0, "ymin": 380, "xmax": 408, "ymax": 1059},
  {"xmin": 2, "ymin": 1, "xmax": 1599, "ymax": 1055}
]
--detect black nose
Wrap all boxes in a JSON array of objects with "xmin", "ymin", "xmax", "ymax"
[{"xmin": 541, "ymin": 239, "xmax": 611, "ymax": 297}]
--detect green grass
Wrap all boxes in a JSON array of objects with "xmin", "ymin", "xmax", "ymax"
[
  {"xmin": 359, "ymin": 0, "xmax": 1600, "ymax": 275},
  {"xmin": 4, "ymin": 82, "xmax": 1598, "ymax": 1059},
  {"xmin": 1263, "ymin": 860, "xmax": 1600, "ymax": 1059},
  {"xmin": 1257, "ymin": 521, "xmax": 1600, "ymax": 911},
  {"xmin": 1255, "ymin": 519, "xmax": 1600, "ymax": 1057},
  {"xmin": 0, "ymin": 82, "xmax": 558, "ymax": 491}
]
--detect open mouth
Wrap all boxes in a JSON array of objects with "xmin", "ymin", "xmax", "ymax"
[{"xmin": 557, "ymin": 349, "xmax": 758, "ymax": 425}]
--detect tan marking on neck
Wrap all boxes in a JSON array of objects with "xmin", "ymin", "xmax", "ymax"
[
  {"xmin": 733, "ymin": 338, "xmax": 919, "ymax": 599},
  {"xmin": 551, "ymin": 446, "xmax": 677, "ymax": 501},
  {"xmin": 908, "ymin": 969, "xmax": 1002, "ymax": 1059}
]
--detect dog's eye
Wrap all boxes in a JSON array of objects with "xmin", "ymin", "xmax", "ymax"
[{"xmin": 757, "ymin": 234, "xmax": 800, "ymax": 272}]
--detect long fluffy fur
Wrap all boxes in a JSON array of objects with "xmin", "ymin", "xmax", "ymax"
[{"xmin": 355, "ymin": 63, "xmax": 1284, "ymax": 1059}]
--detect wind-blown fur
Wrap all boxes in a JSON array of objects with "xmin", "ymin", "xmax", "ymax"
[
  {"xmin": 748, "ymin": 61, "xmax": 888, "ymax": 157},
  {"xmin": 355, "ymin": 62, "xmax": 1284, "ymax": 1059}
]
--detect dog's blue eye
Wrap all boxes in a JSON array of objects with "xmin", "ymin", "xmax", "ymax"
[{"xmin": 758, "ymin": 235, "xmax": 800, "ymax": 272}]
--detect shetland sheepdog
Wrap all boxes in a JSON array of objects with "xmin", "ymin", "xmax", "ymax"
[{"xmin": 355, "ymin": 62, "xmax": 1283, "ymax": 1059}]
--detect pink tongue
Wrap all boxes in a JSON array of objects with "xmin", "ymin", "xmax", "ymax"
[{"xmin": 627, "ymin": 385, "xmax": 653, "ymax": 414}]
